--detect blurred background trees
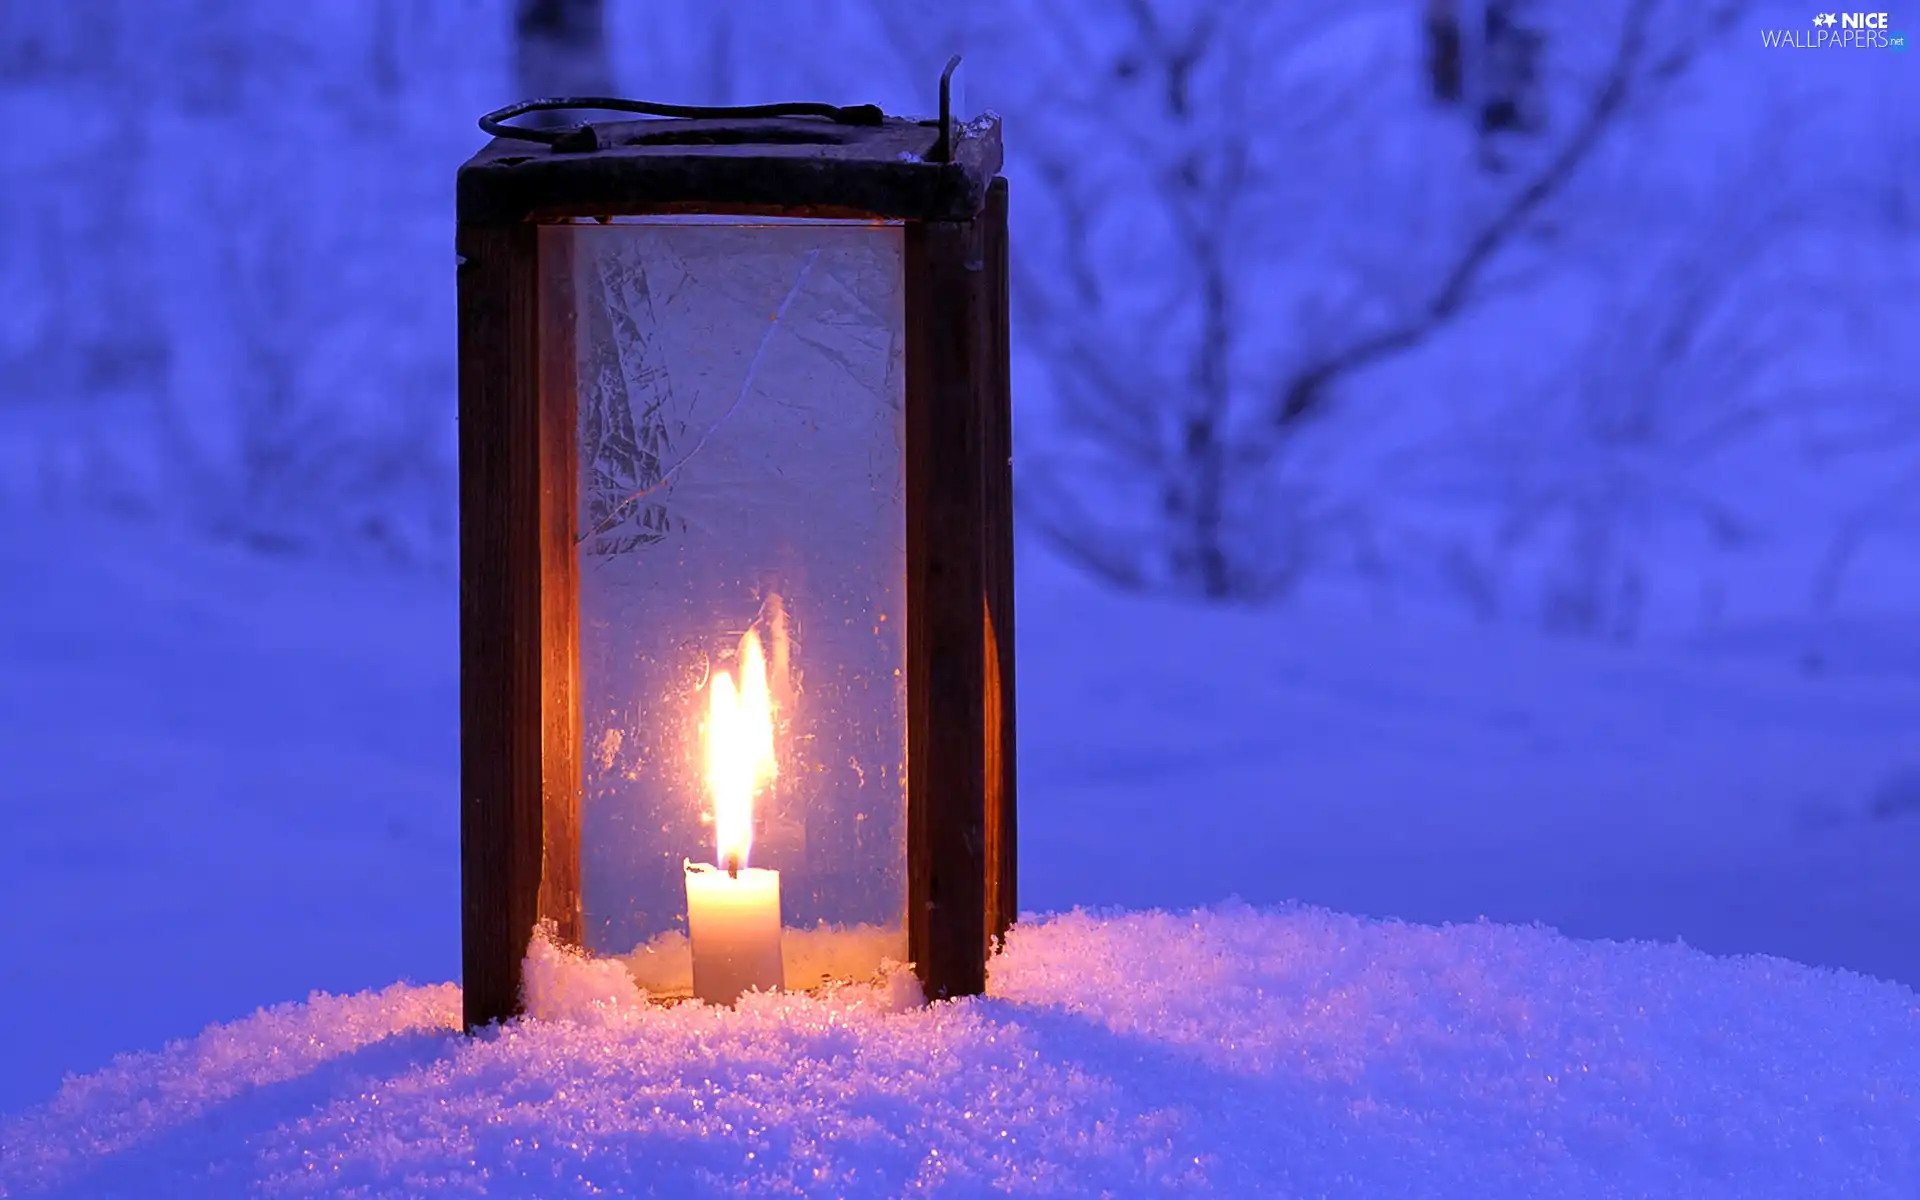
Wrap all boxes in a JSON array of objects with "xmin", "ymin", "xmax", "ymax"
[
  {"xmin": 514, "ymin": 0, "xmax": 612, "ymax": 110},
  {"xmin": 1, "ymin": 0, "xmax": 1913, "ymax": 634}
]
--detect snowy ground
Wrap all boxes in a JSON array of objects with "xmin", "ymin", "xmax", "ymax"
[
  {"xmin": 1016, "ymin": 551, "xmax": 1920, "ymax": 989},
  {"xmin": 0, "ymin": 516, "xmax": 461, "ymax": 1117},
  {"xmin": 2, "ymin": 512, "xmax": 1918, "ymax": 1190},
  {"xmin": 3, "ymin": 910, "xmax": 1917, "ymax": 1198}
]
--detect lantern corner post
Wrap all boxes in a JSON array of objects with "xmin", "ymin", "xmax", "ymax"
[
  {"xmin": 457, "ymin": 215, "xmax": 583, "ymax": 1032},
  {"xmin": 905, "ymin": 172, "xmax": 1016, "ymax": 1001},
  {"xmin": 982, "ymin": 176, "xmax": 1016, "ymax": 947}
]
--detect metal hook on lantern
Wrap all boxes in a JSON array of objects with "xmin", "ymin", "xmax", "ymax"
[{"xmin": 929, "ymin": 54, "xmax": 962, "ymax": 164}]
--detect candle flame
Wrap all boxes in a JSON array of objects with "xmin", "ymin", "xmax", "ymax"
[{"xmin": 707, "ymin": 629, "xmax": 777, "ymax": 870}]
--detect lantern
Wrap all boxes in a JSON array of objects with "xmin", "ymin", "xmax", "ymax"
[{"xmin": 455, "ymin": 64, "xmax": 1015, "ymax": 1028}]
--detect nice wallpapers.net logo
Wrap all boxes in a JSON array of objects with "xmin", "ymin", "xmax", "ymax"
[{"xmin": 1761, "ymin": 11, "xmax": 1908, "ymax": 48}]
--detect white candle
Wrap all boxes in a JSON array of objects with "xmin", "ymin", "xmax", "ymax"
[
  {"xmin": 686, "ymin": 861, "xmax": 783, "ymax": 1004},
  {"xmin": 686, "ymin": 627, "xmax": 785, "ymax": 1005}
]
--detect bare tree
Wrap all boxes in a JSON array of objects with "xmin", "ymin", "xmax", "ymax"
[
  {"xmin": 1475, "ymin": 0, "xmax": 1546, "ymax": 170},
  {"xmin": 2, "ymin": 3, "xmax": 471, "ymax": 556},
  {"xmin": 0, "ymin": 2, "xmax": 167, "ymax": 424},
  {"xmin": 1806, "ymin": 372, "xmax": 1920, "ymax": 615},
  {"xmin": 515, "ymin": 0, "xmax": 614, "ymax": 106},
  {"xmin": 1813, "ymin": 465, "xmax": 1920, "ymax": 615},
  {"xmin": 880, "ymin": 0, "xmax": 1745, "ymax": 599},
  {"xmin": 369, "ymin": 0, "xmax": 404, "ymax": 98},
  {"xmin": 1424, "ymin": 0, "xmax": 1465, "ymax": 104},
  {"xmin": 1426, "ymin": 144, "xmax": 1854, "ymax": 637},
  {"xmin": 918, "ymin": 0, "xmax": 1362, "ymax": 596}
]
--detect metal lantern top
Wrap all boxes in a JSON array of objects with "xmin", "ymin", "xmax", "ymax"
[{"xmin": 457, "ymin": 63, "xmax": 1003, "ymax": 224}]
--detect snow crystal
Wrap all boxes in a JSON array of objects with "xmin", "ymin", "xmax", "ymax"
[
  {"xmin": 0, "ymin": 983, "xmax": 459, "ymax": 1197},
  {"xmin": 522, "ymin": 921, "xmax": 647, "ymax": 1023},
  {"xmin": 618, "ymin": 921, "xmax": 915, "ymax": 999},
  {"xmin": 4, "ymin": 906, "xmax": 1917, "ymax": 1198}
]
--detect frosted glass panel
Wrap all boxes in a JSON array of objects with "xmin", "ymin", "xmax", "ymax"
[{"xmin": 550, "ymin": 219, "xmax": 908, "ymax": 995}]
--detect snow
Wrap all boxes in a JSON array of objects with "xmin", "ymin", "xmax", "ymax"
[
  {"xmin": 618, "ymin": 922, "xmax": 913, "ymax": 1000},
  {"xmin": 0, "ymin": 516, "xmax": 461, "ymax": 1120},
  {"xmin": 525, "ymin": 921, "xmax": 927, "ymax": 1022},
  {"xmin": 1014, "ymin": 557, "xmax": 1920, "ymax": 991},
  {"xmin": 4, "ymin": 908, "xmax": 1916, "ymax": 1198}
]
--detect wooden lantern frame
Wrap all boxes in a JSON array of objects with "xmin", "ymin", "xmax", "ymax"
[{"xmin": 455, "ymin": 95, "xmax": 1015, "ymax": 1029}]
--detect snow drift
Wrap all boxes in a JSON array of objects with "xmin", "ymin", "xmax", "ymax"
[{"xmin": 4, "ymin": 906, "xmax": 1915, "ymax": 1198}]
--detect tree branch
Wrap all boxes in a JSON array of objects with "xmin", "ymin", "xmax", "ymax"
[{"xmin": 1267, "ymin": 0, "xmax": 1726, "ymax": 431}]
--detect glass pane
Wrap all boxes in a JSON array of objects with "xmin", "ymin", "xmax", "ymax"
[{"xmin": 549, "ymin": 218, "xmax": 908, "ymax": 997}]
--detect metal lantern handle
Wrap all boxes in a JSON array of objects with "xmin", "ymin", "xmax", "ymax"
[
  {"xmin": 478, "ymin": 96, "xmax": 885, "ymax": 146},
  {"xmin": 478, "ymin": 54, "xmax": 965, "ymax": 163}
]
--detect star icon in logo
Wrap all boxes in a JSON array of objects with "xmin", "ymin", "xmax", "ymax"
[{"xmin": 1813, "ymin": 12, "xmax": 1838, "ymax": 25}]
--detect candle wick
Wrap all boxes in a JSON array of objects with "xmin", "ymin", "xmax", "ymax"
[{"xmin": 726, "ymin": 854, "xmax": 739, "ymax": 879}]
